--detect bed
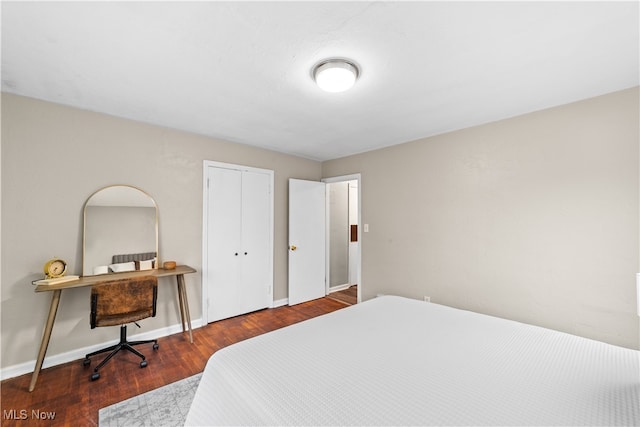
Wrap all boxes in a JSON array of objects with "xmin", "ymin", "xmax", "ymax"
[{"xmin": 185, "ymin": 295, "xmax": 640, "ymax": 426}]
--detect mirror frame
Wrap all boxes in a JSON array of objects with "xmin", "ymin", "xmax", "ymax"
[{"xmin": 82, "ymin": 184, "xmax": 159, "ymax": 276}]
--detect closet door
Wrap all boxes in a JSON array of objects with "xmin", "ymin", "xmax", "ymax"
[
  {"xmin": 207, "ymin": 167, "xmax": 243, "ymax": 322},
  {"xmin": 205, "ymin": 163, "xmax": 273, "ymax": 323},
  {"xmin": 238, "ymin": 170, "xmax": 272, "ymax": 314}
]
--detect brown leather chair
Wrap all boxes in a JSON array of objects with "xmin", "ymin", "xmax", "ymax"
[{"xmin": 83, "ymin": 276, "xmax": 159, "ymax": 381}]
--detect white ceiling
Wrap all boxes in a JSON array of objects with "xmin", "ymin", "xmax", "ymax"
[{"xmin": 2, "ymin": 1, "xmax": 638, "ymax": 161}]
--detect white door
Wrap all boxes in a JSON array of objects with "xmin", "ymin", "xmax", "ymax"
[
  {"xmin": 288, "ymin": 179, "xmax": 326, "ymax": 305},
  {"xmin": 238, "ymin": 170, "xmax": 272, "ymax": 314},
  {"xmin": 207, "ymin": 167, "xmax": 243, "ymax": 322},
  {"xmin": 205, "ymin": 163, "xmax": 273, "ymax": 322}
]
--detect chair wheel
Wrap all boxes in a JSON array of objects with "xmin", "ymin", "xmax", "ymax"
[
  {"xmin": 90, "ymin": 372, "xmax": 100, "ymax": 381},
  {"xmin": 140, "ymin": 360, "xmax": 148, "ymax": 368},
  {"xmin": 153, "ymin": 343, "xmax": 159, "ymax": 350},
  {"xmin": 83, "ymin": 358, "xmax": 91, "ymax": 366}
]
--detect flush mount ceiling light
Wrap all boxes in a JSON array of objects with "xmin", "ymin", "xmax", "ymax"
[{"xmin": 313, "ymin": 59, "xmax": 360, "ymax": 93}]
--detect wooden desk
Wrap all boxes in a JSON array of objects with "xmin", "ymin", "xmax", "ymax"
[{"xmin": 29, "ymin": 265, "xmax": 196, "ymax": 392}]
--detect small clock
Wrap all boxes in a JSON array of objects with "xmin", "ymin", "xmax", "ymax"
[{"xmin": 44, "ymin": 258, "xmax": 67, "ymax": 279}]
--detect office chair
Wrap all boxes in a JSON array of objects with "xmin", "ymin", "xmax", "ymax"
[{"xmin": 83, "ymin": 276, "xmax": 159, "ymax": 381}]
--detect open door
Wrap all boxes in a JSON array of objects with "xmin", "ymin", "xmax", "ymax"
[{"xmin": 288, "ymin": 179, "xmax": 326, "ymax": 305}]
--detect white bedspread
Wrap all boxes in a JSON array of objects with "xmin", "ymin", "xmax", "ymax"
[{"xmin": 185, "ymin": 296, "xmax": 640, "ymax": 426}]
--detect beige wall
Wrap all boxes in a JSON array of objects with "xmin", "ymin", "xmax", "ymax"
[
  {"xmin": 1, "ymin": 93, "xmax": 321, "ymax": 370},
  {"xmin": 2, "ymin": 86, "xmax": 638, "ymax": 375},
  {"xmin": 324, "ymin": 87, "xmax": 640, "ymax": 349}
]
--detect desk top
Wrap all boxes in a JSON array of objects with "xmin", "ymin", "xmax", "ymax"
[{"xmin": 34, "ymin": 265, "xmax": 196, "ymax": 292}]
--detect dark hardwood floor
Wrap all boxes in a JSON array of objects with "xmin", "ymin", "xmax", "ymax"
[
  {"xmin": 328, "ymin": 285, "xmax": 358, "ymax": 305},
  {"xmin": 0, "ymin": 297, "xmax": 348, "ymax": 427}
]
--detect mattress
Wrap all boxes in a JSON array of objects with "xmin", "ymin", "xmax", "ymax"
[{"xmin": 185, "ymin": 296, "xmax": 640, "ymax": 426}]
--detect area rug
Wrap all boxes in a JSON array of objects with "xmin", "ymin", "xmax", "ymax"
[{"xmin": 98, "ymin": 373, "xmax": 202, "ymax": 426}]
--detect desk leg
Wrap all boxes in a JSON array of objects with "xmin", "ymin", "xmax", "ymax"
[
  {"xmin": 176, "ymin": 274, "xmax": 193, "ymax": 343},
  {"xmin": 29, "ymin": 289, "xmax": 62, "ymax": 392},
  {"xmin": 177, "ymin": 279, "xmax": 187, "ymax": 333}
]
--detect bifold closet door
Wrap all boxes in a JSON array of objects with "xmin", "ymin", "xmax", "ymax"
[
  {"xmin": 238, "ymin": 170, "xmax": 271, "ymax": 314},
  {"xmin": 207, "ymin": 167, "xmax": 243, "ymax": 322},
  {"xmin": 206, "ymin": 166, "xmax": 272, "ymax": 323}
]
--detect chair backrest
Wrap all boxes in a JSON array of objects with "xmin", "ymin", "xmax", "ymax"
[{"xmin": 90, "ymin": 276, "xmax": 158, "ymax": 328}]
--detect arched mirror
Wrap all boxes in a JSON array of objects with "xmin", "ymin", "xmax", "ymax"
[{"xmin": 83, "ymin": 185, "xmax": 158, "ymax": 276}]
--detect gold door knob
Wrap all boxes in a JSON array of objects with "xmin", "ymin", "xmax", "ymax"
[{"xmin": 289, "ymin": 245, "xmax": 297, "ymax": 251}]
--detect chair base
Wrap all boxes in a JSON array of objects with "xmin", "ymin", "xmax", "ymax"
[{"xmin": 83, "ymin": 324, "xmax": 158, "ymax": 381}]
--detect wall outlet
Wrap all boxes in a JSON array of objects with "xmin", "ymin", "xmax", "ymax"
[{"xmin": 423, "ymin": 296, "xmax": 430, "ymax": 302}]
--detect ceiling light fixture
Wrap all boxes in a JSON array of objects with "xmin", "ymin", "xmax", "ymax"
[{"xmin": 313, "ymin": 59, "xmax": 360, "ymax": 93}]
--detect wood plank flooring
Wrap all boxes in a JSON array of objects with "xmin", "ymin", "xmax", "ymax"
[
  {"xmin": 0, "ymin": 297, "xmax": 348, "ymax": 427},
  {"xmin": 328, "ymin": 285, "xmax": 358, "ymax": 305}
]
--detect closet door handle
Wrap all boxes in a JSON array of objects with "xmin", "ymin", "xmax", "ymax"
[
  {"xmin": 244, "ymin": 252, "xmax": 248, "ymax": 255},
  {"xmin": 234, "ymin": 253, "xmax": 238, "ymax": 256}
]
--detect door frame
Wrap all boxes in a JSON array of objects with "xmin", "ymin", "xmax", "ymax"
[
  {"xmin": 322, "ymin": 173, "xmax": 362, "ymax": 304},
  {"xmin": 202, "ymin": 160, "xmax": 274, "ymax": 324}
]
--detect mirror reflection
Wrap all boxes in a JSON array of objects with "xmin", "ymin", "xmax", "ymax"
[{"xmin": 83, "ymin": 185, "xmax": 158, "ymax": 276}]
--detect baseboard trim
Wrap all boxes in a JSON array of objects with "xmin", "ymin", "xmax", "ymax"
[
  {"xmin": 272, "ymin": 298, "xmax": 288, "ymax": 308},
  {"xmin": 0, "ymin": 318, "xmax": 204, "ymax": 381},
  {"xmin": 328, "ymin": 283, "xmax": 352, "ymax": 293}
]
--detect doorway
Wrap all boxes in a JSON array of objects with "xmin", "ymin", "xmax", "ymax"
[
  {"xmin": 287, "ymin": 174, "xmax": 362, "ymax": 307},
  {"xmin": 323, "ymin": 175, "xmax": 361, "ymax": 305}
]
